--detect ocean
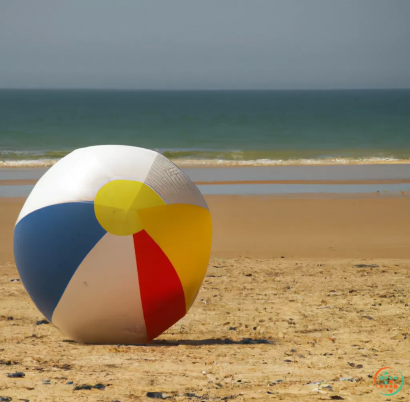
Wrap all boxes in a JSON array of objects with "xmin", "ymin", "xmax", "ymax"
[{"xmin": 1, "ymin": 89, "xmax": 410, "ymax": 167}]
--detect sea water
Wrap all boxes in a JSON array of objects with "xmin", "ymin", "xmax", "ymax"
[{"xmin": 1, "ymin": 89, "xmax": 410, "ymax": 167}]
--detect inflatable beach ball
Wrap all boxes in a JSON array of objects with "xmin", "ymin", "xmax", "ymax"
[{"xmin": 13, "ymin": 145, "xmax": 212, "ymax": 344}]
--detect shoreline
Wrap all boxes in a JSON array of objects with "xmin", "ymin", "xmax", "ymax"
[
  {"xmin": 176, "ymin": 159, "xmax": 410, "ymax": 168},
  {"xmin": 2, "ymin": 162, "xmax": 410, "ymax": 197},
  {"xmin": 2, "ymin": 159, "xmax": 410, "ymax": 168}
]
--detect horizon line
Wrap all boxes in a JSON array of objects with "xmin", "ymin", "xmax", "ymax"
[{"xmin": 1, "ymin": 87, "xmax": 410, "ymax": 92}]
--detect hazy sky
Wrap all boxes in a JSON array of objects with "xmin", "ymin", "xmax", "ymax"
[{"xmin": 1, "ymin": 0, "xmax": 409, "ymax": 89}]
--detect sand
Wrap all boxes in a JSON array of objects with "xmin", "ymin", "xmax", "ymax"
[
  {"xmin": 1, "ymin": 195, "xmax": 410, "ymax": 401},
  {"xmin": 0, "ymin": 180, "xmax": 38, "ymax": 186},
  {"xmin": 1, "ymin": 257, "xmax": 410, "ymax": 401},
  {"xmin": 0, "ymin": 198, "xmax": 25, "ymax": 263},
  {"xmin": 207, "ymin": 195, "xmax": 410, "ymax": 259},
  {"xmin": 2, "ymin": 195, "xmax": 410, "ymax": 262},
  {"xmin": 3, "ymin": 179, "xmax": 410, "ymax": 186},
  {"xmin": 196, "ymin": 180, "xmax": 410, "ymax": 185}
]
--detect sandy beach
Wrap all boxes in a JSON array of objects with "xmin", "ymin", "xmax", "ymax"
[
  {"xmin": 1, "ymin": 191, "xmax": 410, "ymax": 401},
  {"xmin": 2, "ymin": 1, "xmax": 410, "ymax": 399}
]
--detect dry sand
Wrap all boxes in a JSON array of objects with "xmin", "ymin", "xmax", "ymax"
[
  {"xmin": 1, "ymin": 195, "xmax": 410, "ymax": 401},
  {"xmin": 1, "ymin": 257, "xmax": 410, "ymax": 401}
]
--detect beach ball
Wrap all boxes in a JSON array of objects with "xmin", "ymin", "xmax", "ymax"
[{"xmin": 13, "ymin": 145, "xmax": 212, "ymax": 344}]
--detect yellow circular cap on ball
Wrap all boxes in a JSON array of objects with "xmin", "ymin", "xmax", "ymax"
[{"xmin": 94, "ymin": 180, "xmax": 165, "ymax": 236}]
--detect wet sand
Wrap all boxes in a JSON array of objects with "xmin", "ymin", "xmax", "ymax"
[
  {"xmin": 2, "ymin": 195, "xmax": 410, "ymax": 261},
  {"xmin": 0, "ymin": 180, "xmax": 38, "ymax": 186},
  {"xmin": 197, "ymin": 179, "xmax": 410, "ymax": 185},
  {"xmin": 2, "ymin": 164, "xmax": 410, "ymax": 182},
  {"xmin": 207, "ymin": 195, "xmax": 410, "ymax": 259},
  {"xmin": 3, "ymin": 179, "xmax": 410, "ymax": 186},
  {"xmin": 1, "ymin": 195, "xmax": 410, "ymax": 401},
  {"xmin": 0, "ymin": 198, "xmax": 24, "ymax": 263}
]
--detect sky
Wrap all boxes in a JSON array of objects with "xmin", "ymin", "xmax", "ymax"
[{"xmin": 0, "ymin": 0, "xmax": 409, "ymax": 90}]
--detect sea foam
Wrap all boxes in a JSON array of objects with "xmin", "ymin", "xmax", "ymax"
[{"xmin": 1, "ymin": 156, "xmax": 409, "ymax": 168}]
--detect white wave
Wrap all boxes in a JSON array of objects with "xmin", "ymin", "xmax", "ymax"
[
  {"xmin": 0, "ymin": 159, "xmax": 59, "ymax": 167},
  {"xmin": 174, "ymin": 157, "xmax": 410, "ymax": 167},
  {"xmin": 1, "ymin": 156, "xmax": 409, "ymax": 168}
]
